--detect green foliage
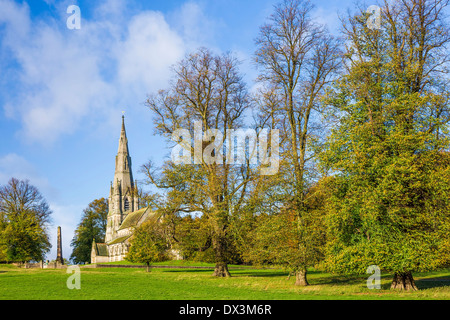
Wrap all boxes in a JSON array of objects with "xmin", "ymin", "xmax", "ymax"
[
  {"xmin": 126, "ymin": 218, "xmax": 169, "ymax": 266},
  {"xmin": 70, "ymin": 198, "xmax": 108, "ymax": 264},
  {"xmin": 319, "ymin": 1, "xmax": 450, "ymax": 277},
  {"xmin": 243, "ymin": 179, "xmax": 329, "ymax": 273},
  {"xmin": 0, "ymin": 178, "xmax": 52, "ymax": 262},
  {"xmin": 171, "ymin": 215, "xmax": 213, "ymax": 262}
]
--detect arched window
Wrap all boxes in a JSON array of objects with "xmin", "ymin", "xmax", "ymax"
[{"xmin": 124, "ymin": 198, "xmax": 129, "ymax": 211}]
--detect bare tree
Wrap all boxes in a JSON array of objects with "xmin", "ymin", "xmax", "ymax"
[
  {"xmin": 254, "ymin": 0, "xmax": 341, "ymax": 285},
  {"xmin": 144, "ymin": 48, "xmax": 257, "ymax": 277}
]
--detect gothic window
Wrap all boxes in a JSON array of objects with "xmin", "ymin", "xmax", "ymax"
[{"xmin": 124, "ymin": 198, "xmax": 129, "ymax": 211}]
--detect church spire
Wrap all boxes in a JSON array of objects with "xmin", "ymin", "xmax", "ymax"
[
  {"xmin": 118, "ymin": 115, "xmax": 129, "ymax": 154},
  {"xmin": 105, "ymin": 114, "xmax": 140, "ymax": 243},
  {"xmin": 115, "ymin": 115, "xmax": 134, "ymax": 188}
]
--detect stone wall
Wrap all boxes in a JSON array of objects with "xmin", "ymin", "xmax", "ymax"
[{"xmin": 22, "ymin": 261, "xmax": 67, "ymax": 269}]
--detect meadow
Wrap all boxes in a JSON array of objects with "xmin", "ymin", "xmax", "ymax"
[{"xmin": 0, "ymin": 262, "xmax": 449, "ymax": 300}]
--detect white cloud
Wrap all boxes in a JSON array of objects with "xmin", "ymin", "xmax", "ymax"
[
  {"xmin": 169, "ymin": 1, "xmax": 218, "ymax": 50},
  {"xmin": 116, "ymin": 11, "xmax": 185, "ymax": 97},
  {"xmin": 0, "ymin": 153, "xmax": 54, "ymax": 196},
  {"xmin": 0, "ymin": 0, "xmax": 192, "ymax": 146}
]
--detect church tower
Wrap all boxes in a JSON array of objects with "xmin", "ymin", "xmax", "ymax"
[{"xmin": 105, "ymin": 115, "xmax": 139, "ymax": 243}]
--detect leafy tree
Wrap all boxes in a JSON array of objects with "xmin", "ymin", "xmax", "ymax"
[
  {"xmin": 144, "ymin": 48, "xmax": 257, "ymax": 277},
  {"xmin": 0, "ymin": 178, "xmax": 52, "ymax": 262},
  {"xmin": 171, "ymin": 214, "xmax": 213, "ymax": 261},
  {"xmin": 243, "ymin": 178, "xmax": 329, "ymax": 284},
  {"xmin": 70, "ymin": 198, "xmax": 108, "ymax": 264},
  {"xmin": 126, "ymin": 217, "xmax": 169, "ymax": 272},
  {"xmin": 319, "ymin": 0, "xmax": 450, "ymax": 290},
  {"xmin": 252, "ymin": 0, "xmax": 341, "ymax": 285}
]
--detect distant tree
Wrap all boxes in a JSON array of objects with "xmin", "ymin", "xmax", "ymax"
[
  {"xmin": 70, "ymin": 198, "xmax": 108, "ymax": 264},
  {"xmin": 126, "ymin": 217, "xmax": 169, "ymax": 271},
  {"xmin": 0, "ymin": 178, "xmax": 52, "ymax": 262}
]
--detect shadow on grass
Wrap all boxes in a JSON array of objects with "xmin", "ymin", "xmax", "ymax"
[
  {"xmin": 153, "ymin": 266, "xmax": 450, "ymax": 290},
  {"xmin": 416, "ymin": 276, "xmax": 450, "ymax": 290},
  {"xmin": 316, "ymin": 273, "xmax": 450, "ymax": 290},
  {"xmin": 161, "ymin": 269, "xmax": 214, "ymax": 273},
  {"xmin": 230, "ymin": 271, "xmax": 288, "ymax": 278}
]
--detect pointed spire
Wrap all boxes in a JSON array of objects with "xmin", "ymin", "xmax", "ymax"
[
  {"xmin": 118, "ymin": 114, "xmax": 129, "ymax": 154},
  {"xmin": 113, "ymin": 114, "xmax": 134, "ymax": 200}
]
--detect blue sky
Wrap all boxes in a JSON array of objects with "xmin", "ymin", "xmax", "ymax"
[{"xmin": 0, "ymin": 0, "xmax": 358, "ymax": 261}]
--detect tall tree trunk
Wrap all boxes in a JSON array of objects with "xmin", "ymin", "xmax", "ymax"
[
  {"xmin": 294, "ymin": 268, "xmax": 309, "ymax": 286},
  {"xmin": 212, "ymin": 230, "xmax": 231, "ymax": 277},
  {"xmin": 146, "ymin": 262, "xmax": 151, "ymax": 273},
  {"xmin": 390, "ymin": 271, "xmax": 417, "ymax": 291}
]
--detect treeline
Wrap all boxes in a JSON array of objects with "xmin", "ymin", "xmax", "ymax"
[{"xmin": 128, "ymin": 0, "xmax": 450, "ymax": 291}]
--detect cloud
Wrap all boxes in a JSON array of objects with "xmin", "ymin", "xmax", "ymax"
[
  {"xmin": 169, "ymin": 1, "xmax": 219, "ymax": 50},
  {"xmin": 0, "ymin": 0, "xmax": 190, "ymax": 146},
  {"xmin": 0, "ymin": 153, "xmax": 54, "ymax": 196},
  {"xmin": 116, "ymin": 11, "xmax": 185, "ymax": 97}
]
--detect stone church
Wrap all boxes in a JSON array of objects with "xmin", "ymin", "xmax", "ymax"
[{"xmin": 91, "ymin": 115, "xmax": 156, "ymax": 263}]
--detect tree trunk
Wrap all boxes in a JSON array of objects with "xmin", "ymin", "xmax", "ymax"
[
  {"xmin": 390, "ymin": 271, "xmax": 417, "ymax": 291},
  {"xmin": 294, "ymin": 268, "xmax": 309, "ymax": 286},
  {"xmin": 212, "ymin": 261, "xmax": 231, "ymax": 277},
  {"xmin": 146, "ymin": 262, "xmax": 151, "ymax": 273},
  {"xmin": 211, "ymin": 216, "xmax": 231, "ymax": 277},
  {"xmin": 212, "ymin": 234, "xmax": 231, "ymax": 277}
]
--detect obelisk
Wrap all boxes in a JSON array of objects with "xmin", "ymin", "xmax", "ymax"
[{"xmin": 56, "ymin": 226, "xmax": 64, "ymax": 265}]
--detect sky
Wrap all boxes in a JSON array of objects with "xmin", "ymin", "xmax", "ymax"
[{"xmin": 0, "ymin": 0, "xmax": 360, "ymax": 261}]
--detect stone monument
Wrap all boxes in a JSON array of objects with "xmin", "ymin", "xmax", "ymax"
[{"xmin": 56, "ymin": 226, "xmax": 64, "ymax": 265}]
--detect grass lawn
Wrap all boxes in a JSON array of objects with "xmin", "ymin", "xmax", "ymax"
[{"xmin": 0, "ymin": 263, "xmax": 449, "ymax": 300}]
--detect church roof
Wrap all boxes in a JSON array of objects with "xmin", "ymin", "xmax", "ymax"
[
  {"xmin": 107, "ymin": 235, "xmax": 131, "ymax": 245},
  {"xmin": 93, "ymin": 242, "xmax": 108, "ymax": 257},
  {"xmin": 118, "ymin": 207, "xmax": 149, "ymax": 230}
]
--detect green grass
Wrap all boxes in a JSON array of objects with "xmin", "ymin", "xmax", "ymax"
[{"xmin": 0, "ymin": 263, "xmax": 449, "ymax": 300}]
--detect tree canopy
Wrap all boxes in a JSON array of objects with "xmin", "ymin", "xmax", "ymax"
[{"xmin": 0, "ymin": 178, "xmax": 52, "ymax": 262}]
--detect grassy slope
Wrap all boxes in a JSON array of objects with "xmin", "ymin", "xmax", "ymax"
[{"xmin": 0, "ymin": 264, "xmax": 449, "ymax": 300}]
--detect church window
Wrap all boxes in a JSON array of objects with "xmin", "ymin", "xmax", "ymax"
[{"xmin": 124, "ymin": 198, "xmax": 130, "ymax": 211}]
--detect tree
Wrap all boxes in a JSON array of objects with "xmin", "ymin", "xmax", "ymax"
[
  {"xmin": 252, "ymin": 0, "xmax": 341, "ymax": 285},
  {"xmin": 170, "ymin": 214, "xmax": 214, "ymax": 262},
  {"xmin": 319, "ymin": 0, "xmax": 450, "ymax": 290},
  {"xmin": 0, "ymin": 178, "xmax": 52, "ymax": 262},
  {"xmin": 243, "ymin": 178, "xmax": 329, "ymax": 284},
  {"xmin": 144, "ymin": 48, "xmax": 257, "ymax": 277},
  {"xmin": 70, "ymin": 198, "xmax": 108, "ymax": 264},
  {"xmin": 126, "ymin": 217, "xmax": 169, "ymax": 272}
]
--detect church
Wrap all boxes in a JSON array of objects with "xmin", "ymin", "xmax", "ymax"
[{"xmin": 91, "ymin": 115, "xmax": 156, "ymax": 263}]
